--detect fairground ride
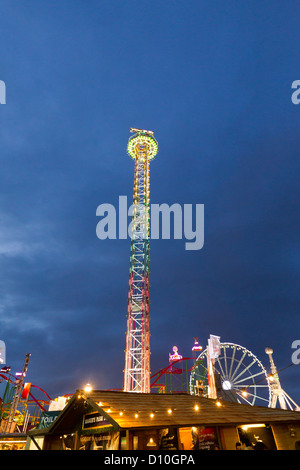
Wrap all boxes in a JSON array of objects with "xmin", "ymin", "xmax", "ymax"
[
  {"xmin": 150, "ymin": 344, "xmax": 207, "ymax": 394},
  {"xmin": 265, "ymin": 347, "xmax": 300, "ymax": 411},
  {"xmin": 0, "ymin": 369, "xmax": 52, "ymax": 433},
  {"xmin": 151, "ymin": 342, "xmax": 272, "ymax": 406},
  {"xmin": 190, "ymin": 342, "xmax": 272, "ymax": 406},
  {"xmin": 124, "ymin": 128, "xmax": 158, "ymax": 394}
]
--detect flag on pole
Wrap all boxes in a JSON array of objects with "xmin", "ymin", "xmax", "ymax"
[
  {"xmin": 208, "ymin": 335, "xmax": 221, "ymax": 359},
  {"xmin": 206, "ymin": 335, "xmax": 220, "ymax": 399}
]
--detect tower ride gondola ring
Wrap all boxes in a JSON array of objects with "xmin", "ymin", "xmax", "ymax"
[
  {"xmin": 190, "ymin": 342, "xmax": 272, "ymax": 407},
  {"xmin": 127, "ymin": 132, "xmax": 158, "ymax": 160}
]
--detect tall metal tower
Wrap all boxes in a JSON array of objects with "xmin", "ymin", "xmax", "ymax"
[
  {"xmin": 265, "ymin": 347, "xmax": 300, "ymax": 411},
  {"xmin": 123, "ymin": 128, "xmax": 158, "ymax": 393},
  {"xmin": 5, "ymin": 353, "xmax": 31, "ymax": 432}
]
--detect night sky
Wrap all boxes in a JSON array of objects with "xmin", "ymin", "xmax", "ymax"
[{"xmin": 0, "ymin": 1, "xmax": 299, "ymax": 406}]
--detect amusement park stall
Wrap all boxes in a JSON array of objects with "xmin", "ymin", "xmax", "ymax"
[
  {"xmin": 26, "ymin": 389, "xmax": 300, "ymax": 450},
  {"xmin": 0, "ymin": 433, "xmax": 27, "ymax": 450}
]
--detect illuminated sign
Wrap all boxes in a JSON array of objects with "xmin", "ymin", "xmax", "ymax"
[{"xmin": 82, "ymin": 412, "xmax": 113, "ymax": 430}]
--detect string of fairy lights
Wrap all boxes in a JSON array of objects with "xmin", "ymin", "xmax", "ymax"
[
  {"xmin": 82, "ymin": 361, "xmax": 297, "ymax": 419},
  {"xmin": 80, "ymin": 386, "xmax": 225, "ymax": 423}
]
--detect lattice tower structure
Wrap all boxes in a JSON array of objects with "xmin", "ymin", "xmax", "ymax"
[{"xmin": 123, "ymin": 129, "xmax": 158, "ymax": 393}]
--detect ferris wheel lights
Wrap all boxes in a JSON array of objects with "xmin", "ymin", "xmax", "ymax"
[
  {"xmin": 222, "ymin": 380, "xmax": 232, "ymax": 390},
  {"xmin": 191, "ymin": 342, "xmax": 272, "ymax": 407}
]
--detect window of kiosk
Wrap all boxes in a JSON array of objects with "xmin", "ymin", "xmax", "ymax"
[
  {"xmin": 237, "ymin": 424, "xmax": 277, "ymax": 450},
  {"xmin": 178, "ymin": 426, "xmax": 220, "ymax": 450}
]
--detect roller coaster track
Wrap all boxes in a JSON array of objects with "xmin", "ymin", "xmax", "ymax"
[
  {"xmin": 0, "ymin": 373, "xmax": 51, "ymax": 411},
  {"xmin": 150, "ymin": 357, "xmax": 196, "ymax": 390}
]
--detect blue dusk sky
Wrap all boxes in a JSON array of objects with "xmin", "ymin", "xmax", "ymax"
[{"xmin": 0, "ymin": 1, "xmax": 299, "ymax": 405}]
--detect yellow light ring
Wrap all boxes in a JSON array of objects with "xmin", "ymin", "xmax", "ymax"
[{"xmin": 127, "ymin": 134, "xmax": 158, "ymax": 160}]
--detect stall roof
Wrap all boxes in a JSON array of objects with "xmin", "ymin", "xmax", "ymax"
[
  {"xmin": 28, "ymin": 389, "xmax": 300, "ymax": 437},
  {"xmin": 86, "ymin": 390, "xmax": 300, "ymax": 428}
]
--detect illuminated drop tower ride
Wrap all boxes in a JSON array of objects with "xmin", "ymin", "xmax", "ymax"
[{"xmin": 124, "ymin": 128, "xmax": 158, "ymax": 393}]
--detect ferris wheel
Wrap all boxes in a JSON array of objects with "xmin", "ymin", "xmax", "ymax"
[{"xmin": 190, "ymin": 342, "xmax": 272, "ymax": 407}]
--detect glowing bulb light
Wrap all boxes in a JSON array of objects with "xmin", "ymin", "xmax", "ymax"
[{"xmin": 84, "ymin": 384, "xmax": 92, "ymax": 393}]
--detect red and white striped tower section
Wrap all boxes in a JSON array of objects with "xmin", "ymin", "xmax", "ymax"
[{"xmin": 123, "ymin": 128, "xmax": 158, "ymax": 393}]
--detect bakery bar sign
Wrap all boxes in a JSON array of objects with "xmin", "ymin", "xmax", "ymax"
[{"xmin": 82, "ymin": 411, "xmax": 112, "ymax": 430}]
